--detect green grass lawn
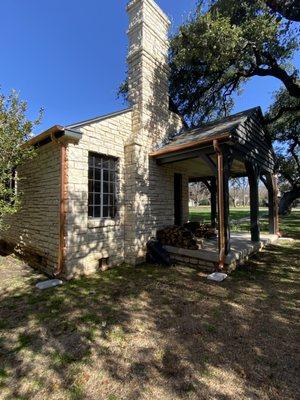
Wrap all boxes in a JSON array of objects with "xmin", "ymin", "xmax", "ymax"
[
  {"xmin": 190, "ymin": 207, "xmax": 300, "ymax": 239},
  {"xmin": 190, "ymin": 206, "xmax": 268, "ymax": 222}
]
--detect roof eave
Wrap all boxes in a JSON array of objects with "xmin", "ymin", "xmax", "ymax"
[
  {"xmin": 150, "ymin": 132, "xmax": 231, "ymax": 158},
  {"xmin": 25, "ymin": 126, "xmax": 82, "ymax": 148}
]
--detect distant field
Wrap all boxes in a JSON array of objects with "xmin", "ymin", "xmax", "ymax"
[{"xmin": 189, "ymin": 206, "xmax": 300, "ymax": 239}]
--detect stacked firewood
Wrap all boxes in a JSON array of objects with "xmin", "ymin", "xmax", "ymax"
[
  {"xmin": 184, "ymin": 222, "xmax": 217, "ymax": 239},
  {"xmin": 157, "ymin": 226, "xmax": 199, "ymax": 250}
]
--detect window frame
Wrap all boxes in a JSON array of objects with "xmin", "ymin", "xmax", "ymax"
[{"xmin": 88, "ymin": 152, "xmax": 118, "ymax": 220}]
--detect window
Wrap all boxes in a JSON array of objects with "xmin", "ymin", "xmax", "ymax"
[{"xmin": 88, "ymin": 153, "xmax": 117, "ymax": 219}]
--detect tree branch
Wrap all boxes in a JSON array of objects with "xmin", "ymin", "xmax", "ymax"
[
  {"xmin": 265, "ymin": 104, "xmax": 300, "ymax": 124},
  {"xmin": 265, "ymin": 0, "xmax": 300, "ymax": 22},
  {"xmin": 253, "ymin": 65, "xmax": 300, "ymax": 98}
]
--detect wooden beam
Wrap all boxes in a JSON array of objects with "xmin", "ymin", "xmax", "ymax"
[
  {"xmin": 223, "ymin": 155, "xmax": 231, "ymax": 254},
  {"xmin": 246, "ymin": 162, "xmax": 260, "ymax": 242},
  {"xmin": 199, "ymin": 178, "xmax": 211, "ymax": 192},
  {"xmin": 156, "ymin": 146, "xmax": 214, "ymax": 165},
  {"xmin": 198, "ymin": 153, "xmax": 217, "ymax": 175},
  {"xmin": 265, "ymin": 173, "xmax": 280, "ymax": 235},
  {"xmin": 213, "ymin": 141, "xmax": 232, "ymax": 269},
  {"xmin": 189, "ymin": 176, "xmax": 214, "ymax": 183},
  {"xmin": 210, "ymin": 177, "xmax": 217, "ymax": 229}
]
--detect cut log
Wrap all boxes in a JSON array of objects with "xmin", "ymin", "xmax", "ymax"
[
  {"xmin": 184, "ymin": 222, "xmax": 217, "ymax": 239},
  {"xmin": 157, "ymin": 226, "xmax": 200, "ymax": 250}
]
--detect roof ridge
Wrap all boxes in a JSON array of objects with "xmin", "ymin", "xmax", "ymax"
[
  {"xmin": 186, "ymin": 106, "xmax": 262, "ymax": 133},
  {"xmin": 66, "ymin": 107, "xmax": 133, "ymax": 129}
]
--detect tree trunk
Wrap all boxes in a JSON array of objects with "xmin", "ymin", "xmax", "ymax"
[{"xmin": 279, "ymin": 185, "xmax": 300, "ymax": 215}]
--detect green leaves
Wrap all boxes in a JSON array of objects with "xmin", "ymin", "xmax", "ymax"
[
  {"xmin": 266, "ymin": 88, "xmax": 300, "ymax": 189},
  {"xmin": 0, "ymin": 89, "xmax": 42, "ymax": 231},
  {"xmin": 169, "ymin": 0, "xmax": 299, "ymax": 125}
]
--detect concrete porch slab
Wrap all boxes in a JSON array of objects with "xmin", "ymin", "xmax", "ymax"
[{"xmin": 164, "ymin": 232, "xmax": 279, "ymax": 271}]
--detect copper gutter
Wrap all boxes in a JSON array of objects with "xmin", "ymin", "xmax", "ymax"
[
  {"xmin": 150, "ymin": 132, "xmax": 231, "ymax": 158},
  {"xmin": 25, "ymin": 125, "xmax": 65, "ymax": 147},
  {"xmin": 213, "ymin": 140, "xmax": 226, "ymax": 270},
  {"xmin": 55, "ymin": 143, "xmax": 67, "ymax": 277}
]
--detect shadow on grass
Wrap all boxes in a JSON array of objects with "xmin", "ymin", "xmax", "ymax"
[{"xmin": 0, "ymin": 240, "xmax": 299, "ymax": 399}]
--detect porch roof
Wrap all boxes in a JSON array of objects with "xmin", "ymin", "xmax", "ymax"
[{"xmin": 150, "ymin": 107, "xmax": 275, "ymax": 175}]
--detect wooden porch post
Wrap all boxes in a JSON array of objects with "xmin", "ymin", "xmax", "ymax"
[
  {"xmin": 214, "ymin": 141, "xmax": 231, "ymax": 269},
  {"xmin": 223, "ymin": 160, "xmax": 231, "ymax": 254},
  {"xmin": 210, "ymin": 177, "xmax": 217, "ymax": 229},
  {"xmin": 246, "ymin": 162, "xmax": 260, "ymax": 242},
  {"xmin": 265, "ymin": 173, "xmax": 279, "ymax": 235}
]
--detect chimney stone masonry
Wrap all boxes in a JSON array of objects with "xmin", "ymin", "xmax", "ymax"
[
  {"xmin": 127, "ymin": 0, "xmax": 171, "ymax": 145},
  {"xmin": 124, "ymin": 0, "xmax": 185, "ymax": 264}
]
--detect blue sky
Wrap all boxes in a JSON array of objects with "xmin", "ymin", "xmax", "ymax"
[{"xmin": 0, "ymin": 0, "xmax": 298, "ymax": 133}]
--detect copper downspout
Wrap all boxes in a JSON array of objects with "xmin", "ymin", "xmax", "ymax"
[
  {"xmin": 213, "ymin": 140, "xmax": 226, "ymax": 270},
  {"xmin": 55, "ymin": 143, "xmax": 67, "ymax": 276}
]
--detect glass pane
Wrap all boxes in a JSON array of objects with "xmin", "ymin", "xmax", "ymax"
[
  {"xmin": 88, "ymin": 180, "xmax": 93, "ymax": 193},
  {"xmin": 102, "ymin": 159, "xmax": 109, "ymax": 169},
  {"xmin": 110, "ymin": 171, "xmax": 115, "ymax": 181},
  {"xmin": 88, "ymin": 155, "xmax": 94, "ymax": 167},
  {"xmin": 109, "ymin": 183, "xmax": 115, "ymax": 194},
  {"xmin": 95, "ymin": 169, "xmax": 101, "ymax": 181},
  {"xmin": 88, "ymin": 193, "xmax": 93, "ymax": 206},
  {"xmin": 103, "ymin": 194, "xmax": 109, "ymax": 206},
  {"xmin": 103, "ymin": 206, "xmax": 109, "ymax": 218},
  {"xmin": 94, "ymin": 181, "xmax": 101, "ymax": 193},
  {"xmin": 103, "ymin": 182, "xmax": 109, "ymax": 193},
  {"xmin": 94, "ymin": 194, "xmax": 101, "ymax": 205},
  {"xmin": 109, "ymin": 195, "xmax": 114, "ymax": 205},
  {"xmin": 108, "ymin": 159, "xmax": 115, "ymax": 170},
  {"xmin": 88, "ymin": 169, "xmax": 93, "ymax": 180},
  {"xmin": 109, "ymin": 206, "xmax": 116, "ymax": 218},
  {"xmin": 103, "ymin": 170, "xmax": 109, "ymax": 181},
  {"xmin": 94, "ymin": 206, "xmax": 101, "ymax": 218},
  {"xmin": 95, "ymin": 157, "xmax": 102, "ymax": 169},
  {"xmin": 88, "ymin": 206, "xmax": 94, "ymax": 217}
]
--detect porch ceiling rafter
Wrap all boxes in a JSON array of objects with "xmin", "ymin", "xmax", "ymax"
[{"xmin": 155, "ymin": 145, "xmax": 219, "ymax": 165}]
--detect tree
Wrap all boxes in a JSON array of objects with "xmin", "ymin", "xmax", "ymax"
[
  {"xmin": 230, "ymin": 178, "xmax": 250, "ymax": 207},
  {"xmin": 168, "ymin": 0, "xmax": 299, "ymax": 214},
  {"xmin": 0, "ymin": 90, "xmax": 41, "ymax": 231},
  {"xmin": 189, "ymin": 182, "xmax": 210, "ymax": 205},
  {"xmin": 264, "ymin": 0, "xmax": 300, "ymax": 22},
  {"xmin": 266, "ymin": 88, "xmax": 300, "ymax": 214},
  {"xmin": 169, "ymin": 0, "xmax": 299, "ymax": 126}
]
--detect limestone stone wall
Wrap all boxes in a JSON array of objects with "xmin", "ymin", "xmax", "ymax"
[
  {"xmin": 64, "ymin": 110, "xmax": 133, "ymax": 278},
  {"xmin": 0, "ymin": 142, "xmax": 61, "ymax": 275}
]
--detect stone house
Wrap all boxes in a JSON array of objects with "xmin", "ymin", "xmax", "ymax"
[{"xmin": 0, "ymin": 0, "xmax": 278, "ymax": 278}]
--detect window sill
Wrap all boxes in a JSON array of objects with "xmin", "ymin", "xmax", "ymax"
[{"xmin": 88, "ymin": 218, "xmax": 119, "ymax": 229}]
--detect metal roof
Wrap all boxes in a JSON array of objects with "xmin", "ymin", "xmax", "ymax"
[
  {"xmin": 151, "ymin": 107, "xmax": 262, "ymax": 157},
  {"xmin": 25, "ymin": 108, "xmax": 133, "ymax": 148},
  {"xmin": 66, "ymin": 108, "xmax": 133, "ymax": 129}
]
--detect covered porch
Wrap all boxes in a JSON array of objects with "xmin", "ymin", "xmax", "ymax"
[{"xmin": 151, "ymin": 107, "xmax": 280, "ymax": 270}]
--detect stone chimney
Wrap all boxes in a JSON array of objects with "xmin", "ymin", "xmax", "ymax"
[
  {"xmin": 124, "ymin": 0, "xmax": 182, "ymax": 264},
  {"xmin": 127, "ymin": 0, "xmax": 171, "ymax": 146}
]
